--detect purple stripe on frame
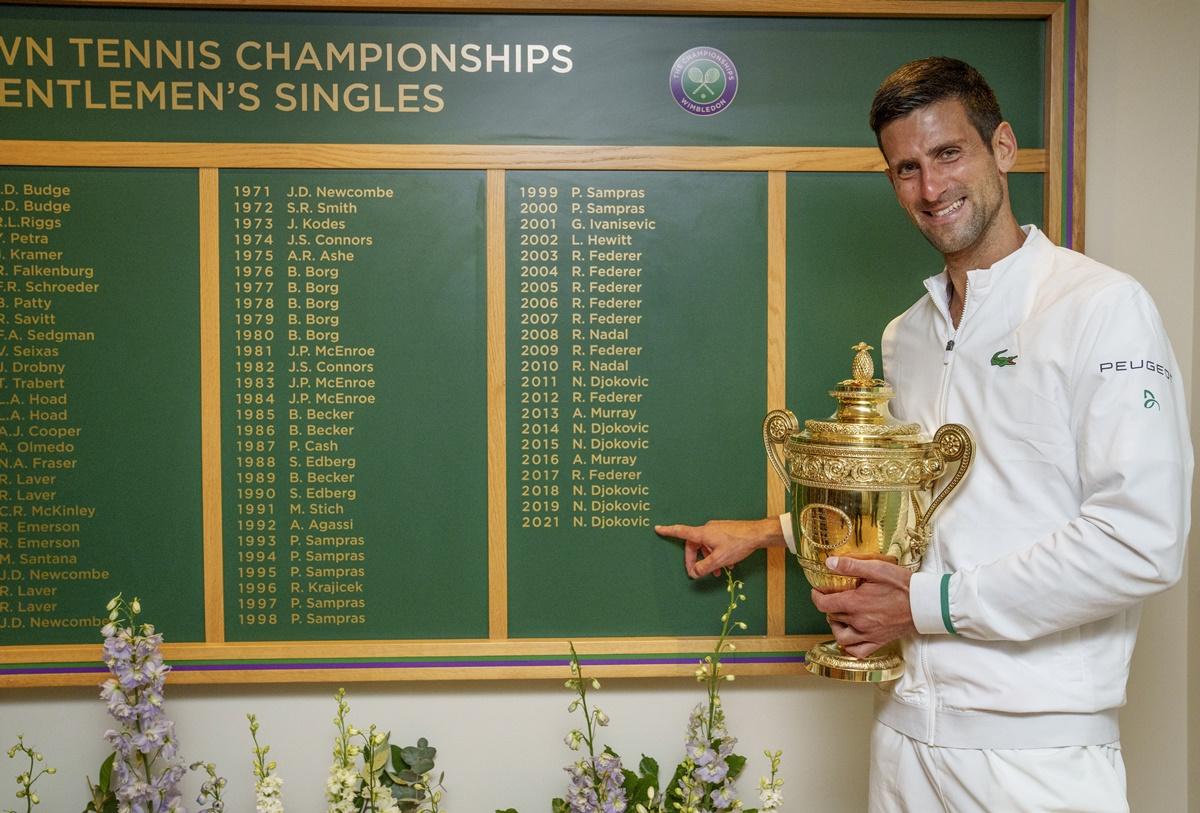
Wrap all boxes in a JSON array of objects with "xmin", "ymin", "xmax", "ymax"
[
  {"xmin": 0, "ymin": 666, "xmax": 106, "ymax": 675},
  {"xmin": 1065, "ymin": 0, "xmax": 1076, "ymax": 248},
  {"xmin": 3, "ymin": 655, "xmax": 806, "ymax": 676}
]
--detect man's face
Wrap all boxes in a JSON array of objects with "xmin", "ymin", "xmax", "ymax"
[{"xmin": 879, "ymin": 99, "xmax": 1012, "ymax": 260}]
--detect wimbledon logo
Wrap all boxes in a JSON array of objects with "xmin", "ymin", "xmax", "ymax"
[{"xmin": 670, "ymin": 46, "xmax": 738, "ymax": 116}]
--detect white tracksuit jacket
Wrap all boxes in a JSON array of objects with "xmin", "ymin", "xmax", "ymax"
[{"xmin": 786, "ymin": 226, "xmax": 1193, "ymax": 749}]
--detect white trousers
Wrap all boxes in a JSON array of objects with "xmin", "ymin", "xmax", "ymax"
[{"xmin": 868, "ymin": 721, "xmax": 1128, "ymax": 813}]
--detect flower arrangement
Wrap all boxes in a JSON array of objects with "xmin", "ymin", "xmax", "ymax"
[
  {"xmin": 5, "ymin": 582, "xmax": 789, "ymax": 812},
  {"xmin": 326, "ymin": 688, "xmax": 446, "ymax": 813},
  {"xmin": 3, "ymin": 736, "xmax": 55, "ymax": 813},
  {"xmin": 498, "ymin": 569, "xmax": 783, "ymax": 813}
]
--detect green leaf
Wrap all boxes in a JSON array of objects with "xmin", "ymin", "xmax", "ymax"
[
  {"xmin": 98, "ymin": 752, "xmax": 115, "ymax": 794},
  {"xmin": 725, "ymin": 752, "xmax": 747, "ymax": 780},
  {"xmin": 390, "ymin": 782, "xmax": 423, "ymax": 807},
  {"xmin": 371, "ymin": 743, "xmax": 391, "ymax": 772},
  {"xmin": 398, "ymin": 738, "xmax": 436, "ymax": 775},
  {"xmin": 639, "ymin": 754, "xmax": 660, "ymax": 781},
  {"xmin": 628, "ymin": 774, "xmax": 658, "ymax": 809},
  {"xmin": 495, "ymin": 809, "xmax": 521, "ymax": 813},
  {"xmin": 552, "ymin": 799, "xmax": 571, "ymax": 813},
  {"xmin": 663, "ymin": 760, "xmax": 689, "ymax": 808}
]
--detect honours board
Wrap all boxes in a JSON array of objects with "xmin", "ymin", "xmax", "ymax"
[
  {"xmin": 218, "ymin": 170, "xmax": 489, "ymax": 641},
  {"xmin": 0, "ymin": 1, "xmax": 1085, "ymax": 684},
  {"xmin": 0, "ymin": 168, "xmax": 204, "ymax": 645},
  {"xmin": 504, "ymin": 171, "xmax": 768, "ymax": 638}
]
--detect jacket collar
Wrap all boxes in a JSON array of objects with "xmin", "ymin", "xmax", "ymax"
[{"xmin": 922, "ymin": 225, "xmax": 1050, "ymax": 330}]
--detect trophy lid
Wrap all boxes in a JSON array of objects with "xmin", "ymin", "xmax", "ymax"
[{"xmin": 799, "ymin": 342, "xmax": 925, "ymax": 446}]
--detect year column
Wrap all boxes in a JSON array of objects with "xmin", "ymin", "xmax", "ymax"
[
  {"xmin": 513, "ymin": 184, "xmax": 565, "ymax": 531},
  {"xmin": 228, "ymin": 182, "xmax": 282, "ymax": 628}
]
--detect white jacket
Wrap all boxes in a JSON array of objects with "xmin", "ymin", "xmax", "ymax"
[{"xmin": 785, "ymin": 226, "xmax": 1193, "ymax": 748}]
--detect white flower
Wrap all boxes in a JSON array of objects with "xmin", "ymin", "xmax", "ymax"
[
  {"xmin": 370, "ymin": 784, "xmax": 401, "ymax": 813},
  {"xmin": 255, "ymin": 772, "xmax": 284, "ymax": 813},
  {"xmin": 758, "ymin": 787, "xmax": 783, "ymax": 810}
]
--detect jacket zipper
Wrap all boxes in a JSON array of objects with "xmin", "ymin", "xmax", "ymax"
[{"xmin": 925, "ymin": 276, "xmax": 968, "ymax": 741}]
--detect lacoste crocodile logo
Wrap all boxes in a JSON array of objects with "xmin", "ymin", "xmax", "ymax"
[{"xmin": 990, "ymin": 349, "xmax": 1018, "ymax": 367}]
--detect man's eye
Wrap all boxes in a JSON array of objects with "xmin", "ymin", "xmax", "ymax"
[
  {"xmin": 939, "ymin": 148, "xmax": 961, "ymax": 160},
  {"xmin": 896, "ymin": 164, "xmax": 917, "ymax": 178}
]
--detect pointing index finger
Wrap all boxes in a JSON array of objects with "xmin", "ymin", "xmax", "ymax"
[{"xmin": 655, "ymin": 523, "xmax": 699, "ymax": 542}]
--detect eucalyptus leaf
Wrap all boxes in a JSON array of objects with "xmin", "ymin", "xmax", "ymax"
[
  {"xmin": 390, "ymin": 782, "xmax": 422, "ymax": 805},
  {"xmin": 398, "ymin": 737, "xmax": 437, "ymax": 775}
]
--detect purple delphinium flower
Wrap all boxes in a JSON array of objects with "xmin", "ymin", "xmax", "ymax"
[
  {"xmin": 99, "ymin": 595, "xmax": 189, "ymax": 813},
  {"xmin": 564, "ymin": 761, "xmax": 601, "ymax": 812},
  {"xmin": 563, "ymin": 753, "xmax": 628, "ymax": 813}
]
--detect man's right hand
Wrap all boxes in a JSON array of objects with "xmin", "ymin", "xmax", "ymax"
[{"xmin": 654, "ymin": 518, "xmax": 785, "ymax": 579}]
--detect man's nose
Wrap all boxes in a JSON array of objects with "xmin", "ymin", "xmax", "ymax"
[{"xmin": 921, "ymin": 165, "xmax": 949, "ymax": 203}]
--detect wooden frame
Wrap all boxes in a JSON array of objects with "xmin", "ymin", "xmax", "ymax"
[{"xmin": 0, "ymin": 0, "xmax": 1086, "ymax": 686}]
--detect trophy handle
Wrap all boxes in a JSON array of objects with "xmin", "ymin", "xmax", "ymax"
[
  {"xmin": 762, "ymin": 409, "xmax": 799, "ymax": 492},
  {"xmin": 918, "ymin": 423, "xmax": 974, "ymax": 527}
]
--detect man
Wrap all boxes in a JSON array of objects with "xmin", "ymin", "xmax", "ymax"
[{"xmin": 656, "ymin": 57, "xmax": 1192, "ymax": 812}]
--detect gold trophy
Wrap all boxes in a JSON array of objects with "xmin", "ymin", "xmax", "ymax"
[{"xmin": 763, "ymin": 342, "xmax": 974, "ymax": 682}]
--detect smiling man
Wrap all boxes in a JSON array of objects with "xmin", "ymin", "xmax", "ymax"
[{"xmin": 656, "ymin": 57, "xmax": 1192, "ymax": 812}]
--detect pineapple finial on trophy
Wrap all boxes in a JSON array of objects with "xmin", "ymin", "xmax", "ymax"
[{"xmin": 851, "ymin": 341, "xmax": 875, "ymax": 385}]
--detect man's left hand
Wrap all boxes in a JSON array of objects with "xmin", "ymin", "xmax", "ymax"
[{"xmin": 809, "ymin": 556, "xmax": 917, "ymax": 658}]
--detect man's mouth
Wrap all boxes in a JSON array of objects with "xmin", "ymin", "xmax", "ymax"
[{"xmin": 928, "ymin": 197, "xmax": 965, "ymax": 218}]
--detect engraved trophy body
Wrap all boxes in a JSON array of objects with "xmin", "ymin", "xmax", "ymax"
[{"xmin": 763, "ymin": 343, "xmax": 974, "ymax": 682}]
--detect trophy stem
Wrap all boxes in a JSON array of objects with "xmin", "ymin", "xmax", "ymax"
[{"xmin": 805, "ymin": 640, "xmax": 904, "ymax": 683}]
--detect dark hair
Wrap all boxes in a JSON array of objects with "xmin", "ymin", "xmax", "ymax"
[{"xmin": 869, "ymin": 57, "xmax": 1003, "ymax": 150}]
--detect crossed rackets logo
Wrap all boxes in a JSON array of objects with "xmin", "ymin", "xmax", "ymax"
[{"xmin": 669, "ymin": 47, "xmax": 739, "ymax": 116}]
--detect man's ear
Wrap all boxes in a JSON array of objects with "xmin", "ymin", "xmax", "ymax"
[{"xmin": 991, "ymin": 121, "xmax": 1019, "ymax": 172}]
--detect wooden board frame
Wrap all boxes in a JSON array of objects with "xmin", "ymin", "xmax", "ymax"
[{"xmin": 0, "ymin": 0, "xmax": 1087, "ymax": 686}]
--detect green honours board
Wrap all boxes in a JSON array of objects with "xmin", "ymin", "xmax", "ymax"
[
  {"xmin": 505, "ymin": 171, "xmax": 767, "ymax": 637},
  {"xmin": 0, "ymin": 1, "xmax": 1083, "ymax": 683},
  {"xmin": 219, "ymin": 170, "xmax": 489, "ymax": 641},
  {"xmin": 0, "ymin": 168, "xmax": 204, "ymax": 645}
]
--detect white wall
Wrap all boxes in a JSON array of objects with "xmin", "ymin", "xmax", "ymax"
[
  {"xmin": 2, "ymin": 3, "xmax": 1198, "ymax": 811},
  {"xmin": 1085, "ymin": 1, "xmax": 1199, "ymax": 810}
]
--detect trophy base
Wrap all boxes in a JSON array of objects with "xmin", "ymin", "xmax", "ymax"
[{"xmin": 805, "ymin": 640, "xmax": 904, "ymax": 683}]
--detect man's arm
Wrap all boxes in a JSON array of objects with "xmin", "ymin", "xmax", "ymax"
[{"xmin": 655, "ymin": 517, "xmax": 787, "ymax": 579}]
